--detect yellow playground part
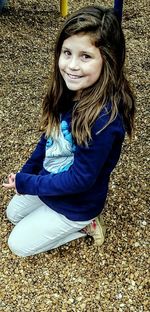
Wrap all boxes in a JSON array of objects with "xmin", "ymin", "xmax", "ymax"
[
  {"xmin": 59, "ymin": 1, "xmax": 124, "ymax": 20},
  {"xmin": 60, "ymin": 0, "xmax": 68, "ymax": 17}
]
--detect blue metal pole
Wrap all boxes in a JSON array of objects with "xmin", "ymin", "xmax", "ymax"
[
  {"xmin": 0, "ymin": 0, "xmax": 8, "ymax": 12},
  {"xmin": 114, "ymin": 0, "xmax": 124, "ymax": 22}
]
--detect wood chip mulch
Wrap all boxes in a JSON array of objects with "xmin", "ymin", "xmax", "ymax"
[{"xmin": 0, "ymin": 1, "xmax": 149, "ymax": 311}]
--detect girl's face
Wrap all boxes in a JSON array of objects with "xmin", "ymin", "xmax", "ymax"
[{"xmin": 58, "ymin": 33, "xmax": 103, "ymax": 97}]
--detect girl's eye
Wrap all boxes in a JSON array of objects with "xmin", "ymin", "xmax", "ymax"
[
  {"xmin": 82, "ymin": 54, "xmax": 91, "ymax": 60},
  {"xmin": 63, "ymin": 50, "xmax": 71, "ymax": 56}
]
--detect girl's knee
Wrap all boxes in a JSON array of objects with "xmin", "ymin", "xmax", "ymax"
[
  {"xmin": 6, "ymin": 195, "xmax": 23, "ymax": 225},
  {"xmin": 6, "ymin": 203, "xmax": 17, "ymax": 225},
  {"xmin": 8, "ymin": 233, "xmax": 32, "ymax": 257}
]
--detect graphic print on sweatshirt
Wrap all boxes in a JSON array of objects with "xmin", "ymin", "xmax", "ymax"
[{"xmin": 43, "ymin": 120, "xmax": 76, "ymax": 173}]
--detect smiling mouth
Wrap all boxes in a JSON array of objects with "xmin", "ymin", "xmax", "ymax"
[{"xmin": 67, "ymin": 73, "xmax": 83, "ymax": 79}]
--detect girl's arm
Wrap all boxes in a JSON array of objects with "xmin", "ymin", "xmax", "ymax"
[
  {"xmin": 15, "ymin": 115, "xmax": 125, "ymax": 196},
  {"xmin": 19, "ymin": 134, "xmax": 46, "ymax": 174}
]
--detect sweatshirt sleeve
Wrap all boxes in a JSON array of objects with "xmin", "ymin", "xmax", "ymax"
[
  {"xmin": 20, "ymin": 134, "xmax": 46, "ymax": 174},
  {"xmin": 15, "ymin": 115, "xmax": 124, "ymax": 196}
]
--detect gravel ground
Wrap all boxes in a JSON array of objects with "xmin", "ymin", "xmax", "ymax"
[{"xmin": 0, "ymin": 1, "xmax": 149, "ymax": 311}]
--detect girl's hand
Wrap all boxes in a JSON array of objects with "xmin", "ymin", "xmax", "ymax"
[{"xmin": 3, "ymin": 173, "xmax": 19, "ymax": 194}]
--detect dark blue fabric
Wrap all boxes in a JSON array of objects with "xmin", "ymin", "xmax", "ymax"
[
  {"xmin": 114, "ymin": 0, "xmax": 124, "ymax": 22},
  {"xmin": 16, "ymin": 107, "xmax": 125, "ymax": 221}
]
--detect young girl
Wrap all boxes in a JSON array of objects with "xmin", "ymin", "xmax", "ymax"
[{"xmin": 3, "ymin": 6, "xmax": 135, "ymax": 257}]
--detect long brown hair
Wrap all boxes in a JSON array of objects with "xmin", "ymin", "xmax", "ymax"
[{"xmin": 40, "ymin": 6, "xmax": 135, "ymax": 145}]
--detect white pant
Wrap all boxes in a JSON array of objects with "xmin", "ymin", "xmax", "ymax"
[{"xmin": 6, "ymin": 195, "xmax": 92, "ymax": 257}]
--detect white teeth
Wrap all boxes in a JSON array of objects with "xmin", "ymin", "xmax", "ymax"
[{"xmin": 68, "ymin": 73, "xmax": 81, "ymax": 79}]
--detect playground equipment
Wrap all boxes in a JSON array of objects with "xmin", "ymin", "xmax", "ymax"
[
  {"xmin": 60, "ymin": 0, "xmax": 124, "ymax": 19},
  {"xmin": 114, "ymin": 0, "xmax": 124, "ymax": 21},
  {"xmin": 0, "ymin": 0, "xmax": 7, "ymax": 12},
  {"xmin": 60, "ymin": 0, "xmax": 68, "ymax": 17},
  {"xmin": 0, "ymin": 1, "xmax": 68, "ymax": 13},
  {"xmin": 0, "ymin": 0, "xmax": 124, "ymax": 20}
]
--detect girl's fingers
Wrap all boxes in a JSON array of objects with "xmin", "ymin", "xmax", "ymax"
[
  {"xmin": 3, "ymin": 173, "xmax": 16, "ymax": 189},
  {"xmin": 8, "ymin": 172, "xmax": 14, "ymax": 178},
  {"xmin": 3, "ymin": 183, "xmax": 12, "ymax": 188},
  {"xmin": 8, "ymin": 173, "xmax": 15, "ymax": 180},
  {"xmin": 8, "ymin": 175, "xmax": 16, "ymax": 184},
  {"xmin": 8, "ymin": 176, "xmax": 14, "ymax": 183},
  {"xmin": 3, "ymin": 182, "xmax": 15, "ymax": 188}
]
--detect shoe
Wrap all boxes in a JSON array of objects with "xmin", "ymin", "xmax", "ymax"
[{"xmin": 82, "ymin": 215, "xmax": 106, "ymax": 246}]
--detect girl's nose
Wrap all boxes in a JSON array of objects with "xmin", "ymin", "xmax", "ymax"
[{"xmin": 68, "ymin": 57, "xmax": 79, "ymax": 70}]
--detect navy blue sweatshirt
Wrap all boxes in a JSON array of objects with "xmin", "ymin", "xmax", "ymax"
[{"xmin": 15, "ymin": 106, "xmax": 125, "ymax": 221}]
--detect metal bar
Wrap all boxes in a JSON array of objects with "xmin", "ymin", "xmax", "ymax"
[
  {"xmin": 114, "ymin": 0, "xmax": 124, "ymax": 21},
  {"xmin": 60, "ymin": 0, "xmax": 68, "ymax": 17}
]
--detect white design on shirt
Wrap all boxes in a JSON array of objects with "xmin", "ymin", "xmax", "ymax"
[{"xmin": 43, "ymin": 120, "xmax": 76, "ymax": 173}]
